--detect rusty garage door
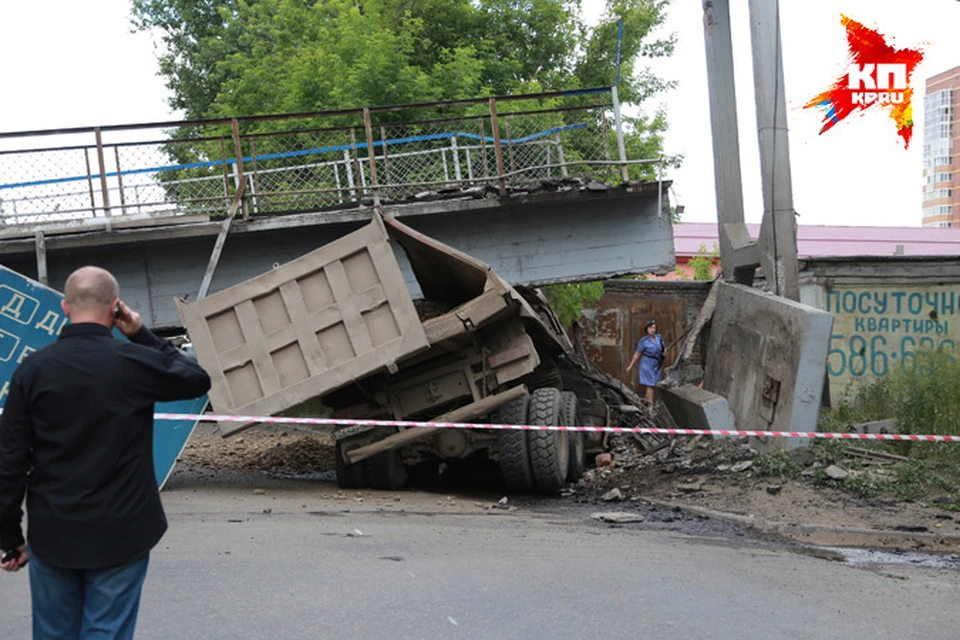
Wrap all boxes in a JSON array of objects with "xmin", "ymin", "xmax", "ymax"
[
  {"xmin": 177, "ymin": 215, "xmax": 430, "ymax": 435},
  {"xmin": 579, "ymin": 286, "xmax": 691, "ymax": 386}
]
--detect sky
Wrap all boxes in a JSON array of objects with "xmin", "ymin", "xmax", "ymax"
[{"xmin": 0, "ymin": 0, "xmax": 958, "ymax": 228}]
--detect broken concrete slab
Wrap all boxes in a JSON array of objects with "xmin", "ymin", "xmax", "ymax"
[
  {"xmin": 677, "ymin": 479, "xmax": 705, "ymax": 493},
  {"xmin": 703, "ymin": 282, "xmax": 833, "ymax": 452},
  {"xmin": 658, "ymin": 384, "xmax": 736, "ymax": 433},
  {"xmin": 824, "ymin": 465, "xmax": 849, "ymax": 480},
  {"xmin": 601, "ymin": 488, "xmax": 624, "ymax": 502},
  {"xmin": 591, "ymin": 512, "xmax": 645, "ymax": 524}
]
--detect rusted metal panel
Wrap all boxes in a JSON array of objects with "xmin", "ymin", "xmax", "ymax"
[
  {"xmin": 579, "ymin": 287, "xmax": 691, "ymax": 387},
  {"xmin": 176, "ymin": 214, "xmax": 429, "ymax": 435}
]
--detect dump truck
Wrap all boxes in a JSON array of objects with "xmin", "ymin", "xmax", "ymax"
[{"xmin": 175, "ymin": 212, "xmax": 609, "ymax": 491}]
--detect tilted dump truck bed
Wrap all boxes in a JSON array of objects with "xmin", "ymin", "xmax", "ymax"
[{"xmin": 176, "ymin": 212, "xmax": 568, "ymax": 435}]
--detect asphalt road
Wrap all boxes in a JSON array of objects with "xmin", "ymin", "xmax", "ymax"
[{"xmin": 1, "ymin": 473, "xmax": 958, "ymax": 639}]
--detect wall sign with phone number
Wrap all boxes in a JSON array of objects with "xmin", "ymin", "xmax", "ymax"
[
  {"xmin": 824, "ymin": 285, "xmax": 960, "ymax": 389},
  {"xmin": 828, "ymin": 333, "xmax": 956, "ymax": 378}
]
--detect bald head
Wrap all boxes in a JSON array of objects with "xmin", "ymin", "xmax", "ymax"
[{"xmin": 64, "ymin": 266, "xmax": 119, "ymax": 315}]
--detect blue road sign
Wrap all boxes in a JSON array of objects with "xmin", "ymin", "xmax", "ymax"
[{"xmin": 0, "ymin": 266, "xmax": 208, "ymax": 489}]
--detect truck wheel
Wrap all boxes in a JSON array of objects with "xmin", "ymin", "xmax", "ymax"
[
  {"xmin": 527, "ymin": 388, "xmax": 569, "ymax": 492},
  {"xmin": 560, "ymin": 391, "xmax": 586, "ymax": 483},
  {"xmin": 497, "ymin": 392, "xmax": 535, "ymax": 491},
  {"xmin": 335, "ymin": 439, "xmax": 368, "ymax": 489},
  {"xmin": 367, "ymin": 428, "xmax": 409, "ymax": 490}
]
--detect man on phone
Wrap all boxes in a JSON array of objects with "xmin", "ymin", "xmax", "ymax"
[{"xmin": 0, "ymin": 266, "xmax": 211, "ymax": 639}]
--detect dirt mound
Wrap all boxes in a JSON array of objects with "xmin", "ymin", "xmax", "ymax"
[{"xmin": 179, "ymin": 425, "xmax": 336, "ymax": 476}]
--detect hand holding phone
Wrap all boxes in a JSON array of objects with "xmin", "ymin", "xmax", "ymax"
[
  {"xmin": 0, "ymin": 546, "xmax": 26, "ymax": 571},
  {"xmin": 113, "ymin": 301, "xmax": 143, "ymax": 337}
]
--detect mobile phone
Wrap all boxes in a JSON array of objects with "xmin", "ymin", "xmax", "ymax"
[
  {"xmin": 114, "ymin": 302, "xmax": 121, "ymax": 318},
  {"xmin": 1, "ymin": 548, "xmax": 19, "ymax": 563}
]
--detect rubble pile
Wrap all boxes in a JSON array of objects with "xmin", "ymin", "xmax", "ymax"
[
  {"xmin": 572, "ymin": 431, "xmax": 761, "ymax": 502},
  {"xmin": 179, "ymin": 428, "xmax": 337, "ymax": 477},
  {"xmin": 240, "ymin": 435, "xmax": 337, "ymax": 475},
  {"xmin": 362, "ymin": 177, "xmax": 632, "ymax": 208}
]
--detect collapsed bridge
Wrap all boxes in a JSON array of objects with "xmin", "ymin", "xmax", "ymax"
[{"xmin": 0, "ymin": 88, "xmax": 674, "ymax": 329}]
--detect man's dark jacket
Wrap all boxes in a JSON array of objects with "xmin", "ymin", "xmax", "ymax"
[{"xmin": 0, "ymin": 323, "xmax": 211, "ymax": 569}]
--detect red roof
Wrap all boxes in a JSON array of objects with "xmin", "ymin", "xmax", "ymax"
[{"xmin": 674, "ymin": 223, "xmax": 960, "ymax": 258}]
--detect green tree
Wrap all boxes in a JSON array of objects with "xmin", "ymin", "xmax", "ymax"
[
  {"xmin": 131, "ymin": 0, "xmax": 676, "ymax": 121},
  {"xmin": 542, "ymin": 281, "xmax": 605, "ymax": 328},
  {"xmin": 688, "ymin": 243, "xmax": 719, "ymax": 281}
]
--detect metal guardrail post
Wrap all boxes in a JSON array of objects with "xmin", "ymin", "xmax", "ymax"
[
  {"xmin": 94, "ymin": 128, "xmax": 112, "ymax": 231},
  {"xmin": 601, "ymin": 112, "xmax": 614, "ymax": 180},
  {"xmin": 249, "ymin": 138, "xmax": 261, "ymax": 215},
  {"xmin": 554, "ymin": 132, "xmax": 568, "ymax": 178},
  {"xmin": 35, "ymin": 231, "xmax": 47, "ymax": 285},
  {"xmin": 478, "ymin": 118, "xmax": 490, "ymax": 182},
  {"xmin": 344, "ymin": 148, "xmax": 356, "ymax": 201},
  {"xmin": 113, "ymin": 146, "xmax": 127, "ymax": 216},
  {"xmin": 220, "ymin": 138, "xmax": 231, "ymax": 213},
  {"xmin": 363, "ymin": 108, "xmax": 380, "ymax": 206},
  {"xmin": 451, "ymin": 136, "xmax": 462, "ymax": 183},
  {"xmin": 489, "ymin": 98, "xmax": 506, "ymax": 195},
  {"xmin": 84, "ymin": 149, "xmax": 96, "ymax": 214},
  {"xmin": 611, "ymin": 85, "xmax": 630, "ymax": 183},
  {"xmin": 349, "ymin": 130, "xmax": 362, "ymax": 202},
  {"xmin": 231, "ymin": 118, "xmax": 248, "ymax": 220}
]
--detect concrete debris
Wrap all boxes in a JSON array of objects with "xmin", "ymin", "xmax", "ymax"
[
  {"xmin": 677, "ymin": 479, "xmax": 705, "ymax": 493},
  {"xmin": 660, "ymin": 362, "xmax": 705, "ymax": 389},
  {"xmin": 601, "ymin": 488, "xmax": 624, "ymax": 502},
  {"xmin": 591, "ymin": 512, "xmax": 645, "ymax": 524},
  {"xmin": 824, "ymin": 465, "xmax": 849, "ymax": 480},
  {"xmin": 731, "ymin": 460, "xmax": 754, "ymax": 473},
  {"xmin": 585, "ymin": 180, "xmax": 610, "ymax": 192},
  {"xmin": 252, "ymin": 489, "xmax": 266, "ymax": 495}
]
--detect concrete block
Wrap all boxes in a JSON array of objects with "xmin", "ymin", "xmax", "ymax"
[
  {"xmin": 703, "ymin": 282, "xmax": 833, "ymax": 451},
  {"xmin": 659, "ymin": 384, "xmax": 736, "ymax": 432}
]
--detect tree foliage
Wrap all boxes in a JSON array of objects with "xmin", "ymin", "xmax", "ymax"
[
  {"xmin": 542, "ymin": 281, "xmax": 605, "ymax": 328},
  {"xmin": 689, "ymin": 243, "xmax": 719, "ymax": 280},
  {"xmin": 131, "ymin": 0, "xmax": 676, "ymax": 121}
]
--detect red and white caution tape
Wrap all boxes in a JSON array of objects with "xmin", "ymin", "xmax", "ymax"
[{"xmin": 153, "ymin": 412, "xmax": 960, "ymax": 443}]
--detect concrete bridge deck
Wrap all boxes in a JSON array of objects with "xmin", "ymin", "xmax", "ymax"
[{"xmin": 0, "ymin": 89, "xmax": 674, "ymax": 329}]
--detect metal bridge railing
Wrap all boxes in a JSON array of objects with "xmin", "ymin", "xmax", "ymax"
[{"xmin": 0, "ymin": 88, "xmax": 662, "ymax": 231}]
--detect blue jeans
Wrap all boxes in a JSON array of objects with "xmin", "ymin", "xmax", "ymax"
[{"xmin": 28, "ymin": 547, "xmax": 150, "ymax": 640}]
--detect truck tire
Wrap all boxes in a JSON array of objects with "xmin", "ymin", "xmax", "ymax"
[
  {"xmin": 497, "ymin": 392, "xmax": 535, "ymax": 491},
  {"xmin": 527, "ymin": 388, "xmax": 569, "ymax": 492},
  {"xmin": 367, "ymin": 428, "xmax": 409, "ymax": 490},
  {"xmin": 335, "ymin": 439, "xmax": 368, "ymax": 489},
  {"xmin": 560, "ymin": 391, "xmax": 586, "ymax": 483}
]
